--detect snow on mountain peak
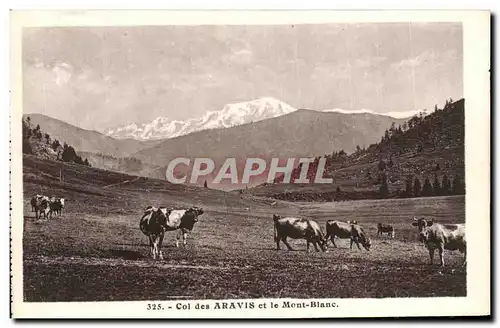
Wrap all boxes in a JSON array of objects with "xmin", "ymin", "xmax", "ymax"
[
  {"xmin": 105, "ymin": 97, "xmax": 298, "ymax": 141},
  {"xmin": 105, "ymin": 97, "xmax": 421, "ymax": 141}
]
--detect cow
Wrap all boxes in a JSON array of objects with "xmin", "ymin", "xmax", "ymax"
[
  {"xmin": 31, "ymin": 195, "xmax": 50, "ymax": 219},
  {"xmin": 49, "ymin": 198, "xmax": 65, "ymax": 218},
  {"xmin": 139, "ymin": 206, "xmax": 170, "ymax": 260},
  {"xmin": 324, "ymin": 220, "xmax": 371, "ymax": 251},
  {"xmin": 272, "ymin": 214, "xmax": 327, "ymax": 252},
  {"xmin": 412, "ymin": 217, "xmax": 466, "ymax": 267},
  {"xmin": 377, "ymin": 223, "xmax": 395, "ymax": 238},
  {"xmin": 164, "ymin": 206, "xmax": 204, "ymax": 248},
  {"xmin": 30, "ymin": 194, "xmax": 42, "ymax": 212}
]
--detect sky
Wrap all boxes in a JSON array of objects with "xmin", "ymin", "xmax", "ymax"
[{"xmin": 22, "ymin": 23, "xmax": 463, "ymax": 132}]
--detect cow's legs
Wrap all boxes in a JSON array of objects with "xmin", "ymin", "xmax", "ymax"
[
  {"xmin": 281, "ymin": 237, "xmax": 293, "ymax": 251},
  {"xmin": 153, "ymin": 235, "xmax": 162, "ymax": 260},
  {"xmin": 351, "ymin": 238, "xmax": 361, "ymax": 250},
  {"xmin": 312, "ymin": 241, "xmax": 320, "ymax": 252},
  {"xmin": 324, "ymin": 233, "xmax": 330, "ymax": 247},
  {"xmin": 428, "ymin": 248, "xmax": 435, "ymax": 265},
  {"xmin": 461, "ymin": 247, "xmax": 467, "ymax": 267},
  {"xmin": 438, "ymin": 243, "xmax": 445, "ymax": 267},
  {"xmin": 276, "ymin": 236, "xmax": 281, "ymax": 250},
  {"xmin": 149, "ymin": 235, "xmax": 156, "ymax": 259},
  {"xmin": 175, "ymin": 230, "xmax": 181, "ymax": 248},
  {"xmin": 330, "ymin": 236, "xmax": 337, "ymax": 248},
  {"xmin": 183, "ymin": 231, "xmax": 188, "ymax": 247},
  {"xmin": 158, "ymin": 233, "xmax": 165, "ymax": 260},
  {"xmin": 306, "ymin": 240, "xmax": 310, "ymax": 253}
]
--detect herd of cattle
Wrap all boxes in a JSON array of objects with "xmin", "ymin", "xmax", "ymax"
[
  {"xmin": 30, "ymin": 194, "xmax": 65, "ymax": 219},
  {"xmin": 28, "ymin": 193, "xmax": 466, "ymax": 268}
]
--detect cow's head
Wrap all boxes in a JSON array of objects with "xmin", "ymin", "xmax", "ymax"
[
  {"xmin": 412, "ymin": 217, "xmax": 433, "ymax": 232},
  {"xmin": 361, "ymin": 236, "xmax": 372, "ymax": 251},
  {"xmin": 188, "ymin": 206, "xmax": 204, "ymax": 222},
  {"xmin": 418, "ymin": 221, "xmax": 435, "ymax": 242},
  {"xmin": 273, "ymin": 214, "xmax": 282, "ymax": 222},
  {"xmin": 59, "ymin": 198, "xmax": 65, "ymax": 207}
]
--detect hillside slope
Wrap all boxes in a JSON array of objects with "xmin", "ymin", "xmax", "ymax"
[
  {"xmin": 251, "ymin": 98, "xmax": 465, "ymax": 201},
  {"xmin": 24, "ymin": 114, "xmax": 160, "ymax": 157}
]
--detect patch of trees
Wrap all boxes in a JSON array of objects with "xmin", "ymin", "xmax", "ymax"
[
  {"xmin": 397, "ymin": 174, "xmax": 465, "ymax": 198},
  {"xmin": 92, "ymin": 152, "xmax": 144, "ymax": 172},
  {"xmin": 22, "ymin": 116, "xmax": 91, "ymax": 167},
  {"xmin": 356, "ymin": 97, "xmax": 464, "ymax": 159}
]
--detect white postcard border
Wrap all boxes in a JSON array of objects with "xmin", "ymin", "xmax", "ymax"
[{"xmin": 9, "ymin": 9, "xmax": 491, "ymax": 319}]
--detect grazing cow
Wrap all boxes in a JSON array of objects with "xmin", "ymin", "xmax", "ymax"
[
  {"xmin": 412, "ymin": 217, "xmax": 466, "ymax": 267},
  {"xmin": 31, "ymin": 195, "xmax": 50, "ymax": 219},
  {"xmin": 377, "ymin": 223, "xmax": 395, "ymax": 238},
  {"xmin": 325, "ymin": 220, "xmax": 371, "ymax": 251},
  {"xmin": 140, "ymin": 206, "xmax": 170, "ymax": 260},
  {"xmin": 164, "ymin": 206, "xmax": 204, "ymax": 247},
  {"xmin": 49, "ymin": 198, "xmax": 65, "ymax": 218},
  {"xmin": 272, "ymin": 214, "xmax": 327, "ymax": 252}
]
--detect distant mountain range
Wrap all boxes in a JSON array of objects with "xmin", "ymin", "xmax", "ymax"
[
  {"xmin": 104, "ymin": 97, "xmax": 419, "ymax": 141},
  {"xmin": 104, "ymin": 97, "xmax": 297, "ymax": 141},
  {"xmin": 25, "ymin": 98, "xmax": 414, "ymax": 188},
  {"xmin": 131, "ymin": 109, "xmax": 406, "ymax": 188}
]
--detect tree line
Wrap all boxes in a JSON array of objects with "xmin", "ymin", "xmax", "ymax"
[{"xmin": 379, "ymin": 173, "xmax": 465, "ymax": 199}]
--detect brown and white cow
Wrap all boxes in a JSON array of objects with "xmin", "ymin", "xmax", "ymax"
[
  {"xmin": 164, "ymin": 207, "xmax": 204, "ymax": 248},
  {"xmin": 140, "ymin": 206, "xmax": 170, "ymax": 260},
  {"xmin": 412, "ymin": 217, "xmax": 466, "ymax": 267},
  {"xmin": 377, "ymin": 223, "xmax": 395, "ymax": 238},
  {"xmin": 31, "ymin": 195, "xmax": 50, "ymax": 219},
  {"xmin": 325, "ymin": 220, "xmax": 371, "ymax": 251},
  {"xmin": 272, "ymin": 214, "xmax": 327, "ymax": 252}
]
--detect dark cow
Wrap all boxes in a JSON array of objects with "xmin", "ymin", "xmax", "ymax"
[
  {"xmin": 272, "ymin": 214, "xmax": 327, "ymax": 252},
  {"xmin": 49, "ymin": 197, "xmax": 65, "ymax": 218},
  {"xmin": 377, "ymin": 223, "xmax": 395, "ymax": 238},
  {"xmin": 30, "ymin": 194, "xmax": 42, "ymax": 212},
  {"xmin": 412, "ymin": 217, "xmax": 466, "ymax": 267},
  {"xmin": 31, "ymin": 195, "xmax": 50, "ymax": 219},
  {"xmin": 325, "ymin": 220, "xmax": 371, "ymax": 251},
  {"xmin": 164, "ymin": 207, "xmax": 204, "ymax": 247},
  {"xmin": 140, "ymin": 206, "xmax": 170, "ymax": 260}
]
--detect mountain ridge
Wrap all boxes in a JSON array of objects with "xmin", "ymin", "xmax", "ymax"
[
  {"xmin": 23, "ymin": 113, "xmax": 161, "ymax": 157},
  {"xmin": 104, "ymin": 97, "xmax": 420, "ymax": 141}
]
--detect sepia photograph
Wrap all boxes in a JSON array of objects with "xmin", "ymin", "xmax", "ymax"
[{"xmin": 9, "ymin": 10, "xmax": 490, "ymax": 319}]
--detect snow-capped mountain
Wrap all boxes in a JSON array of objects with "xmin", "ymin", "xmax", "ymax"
[
  {"xmin": 104, "ymin": 97, "xmax": 297, "ymax": 141},
  {"xmin": 105, "ymin": 97, "xmax": 422, "ymax": 141}
]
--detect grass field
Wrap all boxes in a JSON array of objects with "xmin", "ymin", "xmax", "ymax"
[{"xmin": 21, "ymin": 156, "xmax": 466, "ymax": 302}]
